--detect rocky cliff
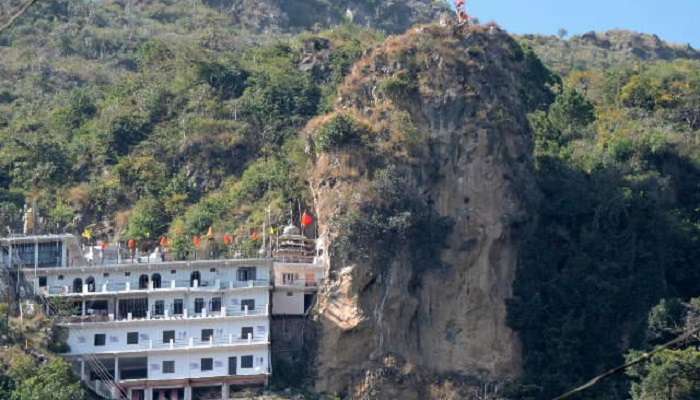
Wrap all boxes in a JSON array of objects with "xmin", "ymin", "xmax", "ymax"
[{"xmin": 306, "ymin": 22, "xmax": 555, "ymax": 398}]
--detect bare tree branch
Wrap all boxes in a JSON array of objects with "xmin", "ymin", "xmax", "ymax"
[{"xmin": 0, "ymin": 0, "xmax": 38, "ymax": 35}]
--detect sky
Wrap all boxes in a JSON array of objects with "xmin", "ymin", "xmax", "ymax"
[{"xmin": 467, "ymin": 0, "xmax": 700, "ymax": 48}]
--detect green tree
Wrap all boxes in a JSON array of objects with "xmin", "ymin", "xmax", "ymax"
[
  {"xmin": 126, "ymin": 196, "xmax": 169, "ymax": 241},
  {"xmin": 11, "ymin": 358, "xmax": 84, "ymax": 400}
]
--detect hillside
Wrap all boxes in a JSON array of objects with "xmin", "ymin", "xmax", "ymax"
[
  {"xmin": 1, "ymin": 1, "xmax": 700, "ymax": 400},
  {"xmin": 521, "ymin": 29, "xmax": 700, "ymax": 75}
]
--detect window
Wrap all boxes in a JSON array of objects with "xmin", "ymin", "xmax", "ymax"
[
  {"xmin": 38, "ymin": 276, "xmax": 47, "ymax": 287},
  {"xmin": 173, "ymin": 299, "xmax": 183, "ymax": 315},
  {"xmin": 194, "ymin": 298, "xmax": 204, "ymax": 314},
  {"xmin": 210, "ymin": 297, "xmax": 221, "ymax": 312},
  {"xmin": 125, "ymin": 272, "xmax": 131, "ymax": 277},
  {"xmin": 138, "ymin": 274, "xmax": 149, "ymax": 289},
  {"xmin": 94, "ymin": 334, "xmax": 106, "ymax": 346},
  {"xmin": 171, "ymin": 270, "xmax": 176, "ymax": 274},
  {"xmin": 200, "ymin": 358, "xmax": 213, "ymax": 371},
  {"xmin": 154, "ymin": 300, "xmax": 164, "ymax": 316},
  {"xmin": 58, "ymin": 275, "xmax": 64, "ymax": 280},
  {"xmin": 103, "ymin": 273, "xmax": 109, "ymax": 278},
  {"xmin": 241, "ymin": 327, "xmax": 253, "ymax": 340},
  {"xmin": 237, "ymin": 267, "xmax": 256, "ymax": 282},
  {"xmin": 201, "ymin": 329, "xmax": 214, "ymax": 342},
  {"xmin": 241, "ymin": 355, "xmax": 253, "ymax": 368},
  {"xmin": 287, "ymin": 292, "xmax": 293, "ymax": 296},
  {"xmin": 151, "ymin": 273, "xmax": 162, "ymax": 289},
  {"xmin": 209, "ymin": 268, "xmax": 216, "ymax": 273},
  {"xmin": 163, "ymin": 330, "xmax": 175, "ymax": 344},
  {"xmin": 190, "ymin": 271, "xmax": 201, "ymax": 287},
  {"xmin": 241, "ymin": 299, "xmax": 255, "ymax": 311},
  {"xmin": 127, "ymin": 332, "xmax": 139, "ymax": 345},
  {"xmin": 162, "ymin": 361, "xmax": 175, "ymax": 374},
  {"xmin": 37, "ymin": 241, "xmax": 62, "ymax": 268}
]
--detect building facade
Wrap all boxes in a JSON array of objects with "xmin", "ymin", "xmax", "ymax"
[{"xmin": 10, "ymin": 227, "xmax": 323, "ymax": 400}]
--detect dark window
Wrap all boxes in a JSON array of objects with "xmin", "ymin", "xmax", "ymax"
[
  {"xmin": 138, "ymin": 274, "xmax": 149, "ymax": 289},
  {"xmin": 163, "ymin": 330, "xmax": 175, "ymax": 344},
  {"xmin": 117, "ymin": 298, "xmax": 148, "ymax": 320},
  {"xmin": 103, "ymin": 273, "xmax": 109, "ymax": 277},
  {"xmin": 241, "ymin": 299, "xmax": 255, "ymax": 311},
  {"xmin": 237, "ymin": 267, "xmax": 256, "ymax": 281},
  {"xmin": 154, "ymin": 300, "xmax": 164, "ymax": 316},
  {"xmin": 37, "ymin": 241, "xmax": 62, "ymax": 268},
  {"xmin": 241, "ymin": 355, "xmax": 253, "ymax": 368},
  {"xmin": 72, "ymin": 278, "xmax": 83, "ymax": 293},
  {"xmin": 151, "ymin": 273, "xmax": 161, "ymax": 289},
  {"xmin": 210, "ymin": 268, "xmax": 216, "ymax": 273},
  {"xmin": 58, "ymin": 275, "xmax": 63, "ymax": 280},
  {"xmin": 171, "ymin": 270, "xmax": 176, "ymax": 274},
  {"xmin": 125, "ymin": 272, "xmax": 131, "ymax": 277},
  {"xmin": 127, "ymin": 332, "xmax": 139, "ymax": 345},
  {"xmin": 86, "ymin": 276, "xmax": 96, "ymax": 293},
  {"xmin": 162, "ymin": 361, "xmax": 175, "ymax": 374},
  {"xmin": 228, "ymin": 357, "xmax": 237, "ymax": 375},
  {"xmin": 190, "ymin": 271, "xmax": 201, "ymax": 287},
  {"xmin": 200, "ymin": 358, "xmax": 213, "ymax": 371},
  {"xmin": 210, "ymin": 297, "xmax": 221, "ymax": 312},
  {"xmin": 241, "ymin": 327, "xmax": 253, "ymax": 340},
  {"xmin": 94, "ymin": 334, "xmax": 106, "ymax": 346},
  {"xmin": 194, "ymin": 298, "xmax": 204, "ymax": 314},
  {"xmin": 173, "ymin": 299, "xmax": 183, "ymax": 315},
  {"xmin": 38, "ymin": 276, "xmax": 47, "ymax": 287},
  {"xmin": 201, "ymin": 329, "xmax": 214, "ymax": 342}
]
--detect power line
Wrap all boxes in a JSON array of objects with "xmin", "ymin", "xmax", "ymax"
[{"xmin": 552, "ymin": 326, "xmax": 700, "ymax": 400}]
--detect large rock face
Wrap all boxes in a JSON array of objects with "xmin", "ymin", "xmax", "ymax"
[{"xmin": 306, "ymin": 23, "xmax": 554, "ymax": 398}]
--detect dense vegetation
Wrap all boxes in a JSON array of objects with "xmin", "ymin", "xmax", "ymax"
[
  {"xmin": 508, "ymin": 60, "xmax": 700, "ymax": 398},
  {"xmin": 0, "ymin": 0, "xmax": 383, "ymax": 256},
  {"xmin": 0, "ymin": 303, "xmax": 84, "ymax": 400},
  {"xmin": 3, "ymin": 1, "xmax": 700, "ymax": 399}
]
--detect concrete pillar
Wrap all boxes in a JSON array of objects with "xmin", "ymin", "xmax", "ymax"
[
  {"xmin": 114, "ymin": 357, "xmax": 120, "ymax": 382},
  {"xmin": 80, "ymin": 359, "xmax": 86, "ymax": 381},
  {"xmin": 183, "ymin": 386, "xmax": 192, "ymax": 400},
  {"xmin": 81, "ymin": 301, "xmax": 86, "ymax": 316},
  {"xmin": 145, "ymin": 388, "xmax": 153, "ymax": 400},
  {"xmin": 221, "ymin": 383, "xmax": 229, "ymax": 400}
]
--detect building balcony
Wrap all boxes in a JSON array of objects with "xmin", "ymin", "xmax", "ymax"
[
  {"xmin": 44, "ymin": 279, "xmax": 270, "ymax": 297},
  {"xmin": 66, "ymin": 334, "xmax": 269, "ymax": 356},
  {"xmin": 58, "ymin": 305, "xmax": 270, "ymax": 326}
]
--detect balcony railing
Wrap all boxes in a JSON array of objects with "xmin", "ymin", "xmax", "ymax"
[
  {"xmin": 58, "ymin": 305, "xmax": 269, "ymax": 325},
  {"xmin": 71, "ymin": 334, "xmax": 269, "ymax": 355},
  {"xmin": 44, "ymin": 278, "xmax": 270, "ymax": 296}
]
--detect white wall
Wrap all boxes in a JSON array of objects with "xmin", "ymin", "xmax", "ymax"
[
  {"xmin": 147, "ymin": 348, "xmax": 268, "ymax": 380},
  {"xmin": 66, "ymin": 317, "xmax": 269, "ymax": 355},
  {"xmin": 272, "ymin": 291, "xmax": 305, "ymax": 315}
]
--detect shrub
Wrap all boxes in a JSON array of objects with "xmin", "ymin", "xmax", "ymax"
[{"xmin": 315, "ymin": 114, "xmax": 366, "ymax": 152}]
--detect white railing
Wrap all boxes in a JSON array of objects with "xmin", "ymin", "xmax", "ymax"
[
  {"xmin": 58, "ymin": 305, "xmax": 270, "ymax": 324},
  {"xmin": 45, "ymin": 279, "xmax": 271, "ymax": 296},
  {"xmin": 76, "ymin": 335, "xmax": 269, "ymax": 354}
]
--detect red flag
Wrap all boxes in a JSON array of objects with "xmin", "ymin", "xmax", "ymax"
[
  {"xmin": 301, "ymin": 211, "xmax": 314, "ymax": 227},
  {"xmin": 127, "ymin": 239, "xmax": 137, "ymax": 250},
  {"xmin": 192, "ymin": 235, "xmax": 202, "ymax": 248},
  {"xmin": 223, "ymin": 234, "xmax": 234, "ymax": 245}
]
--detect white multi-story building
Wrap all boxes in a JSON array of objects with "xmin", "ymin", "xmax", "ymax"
[{"xmin": 4, "ymin": 223, "xmax": 324, "ymax": 400}]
